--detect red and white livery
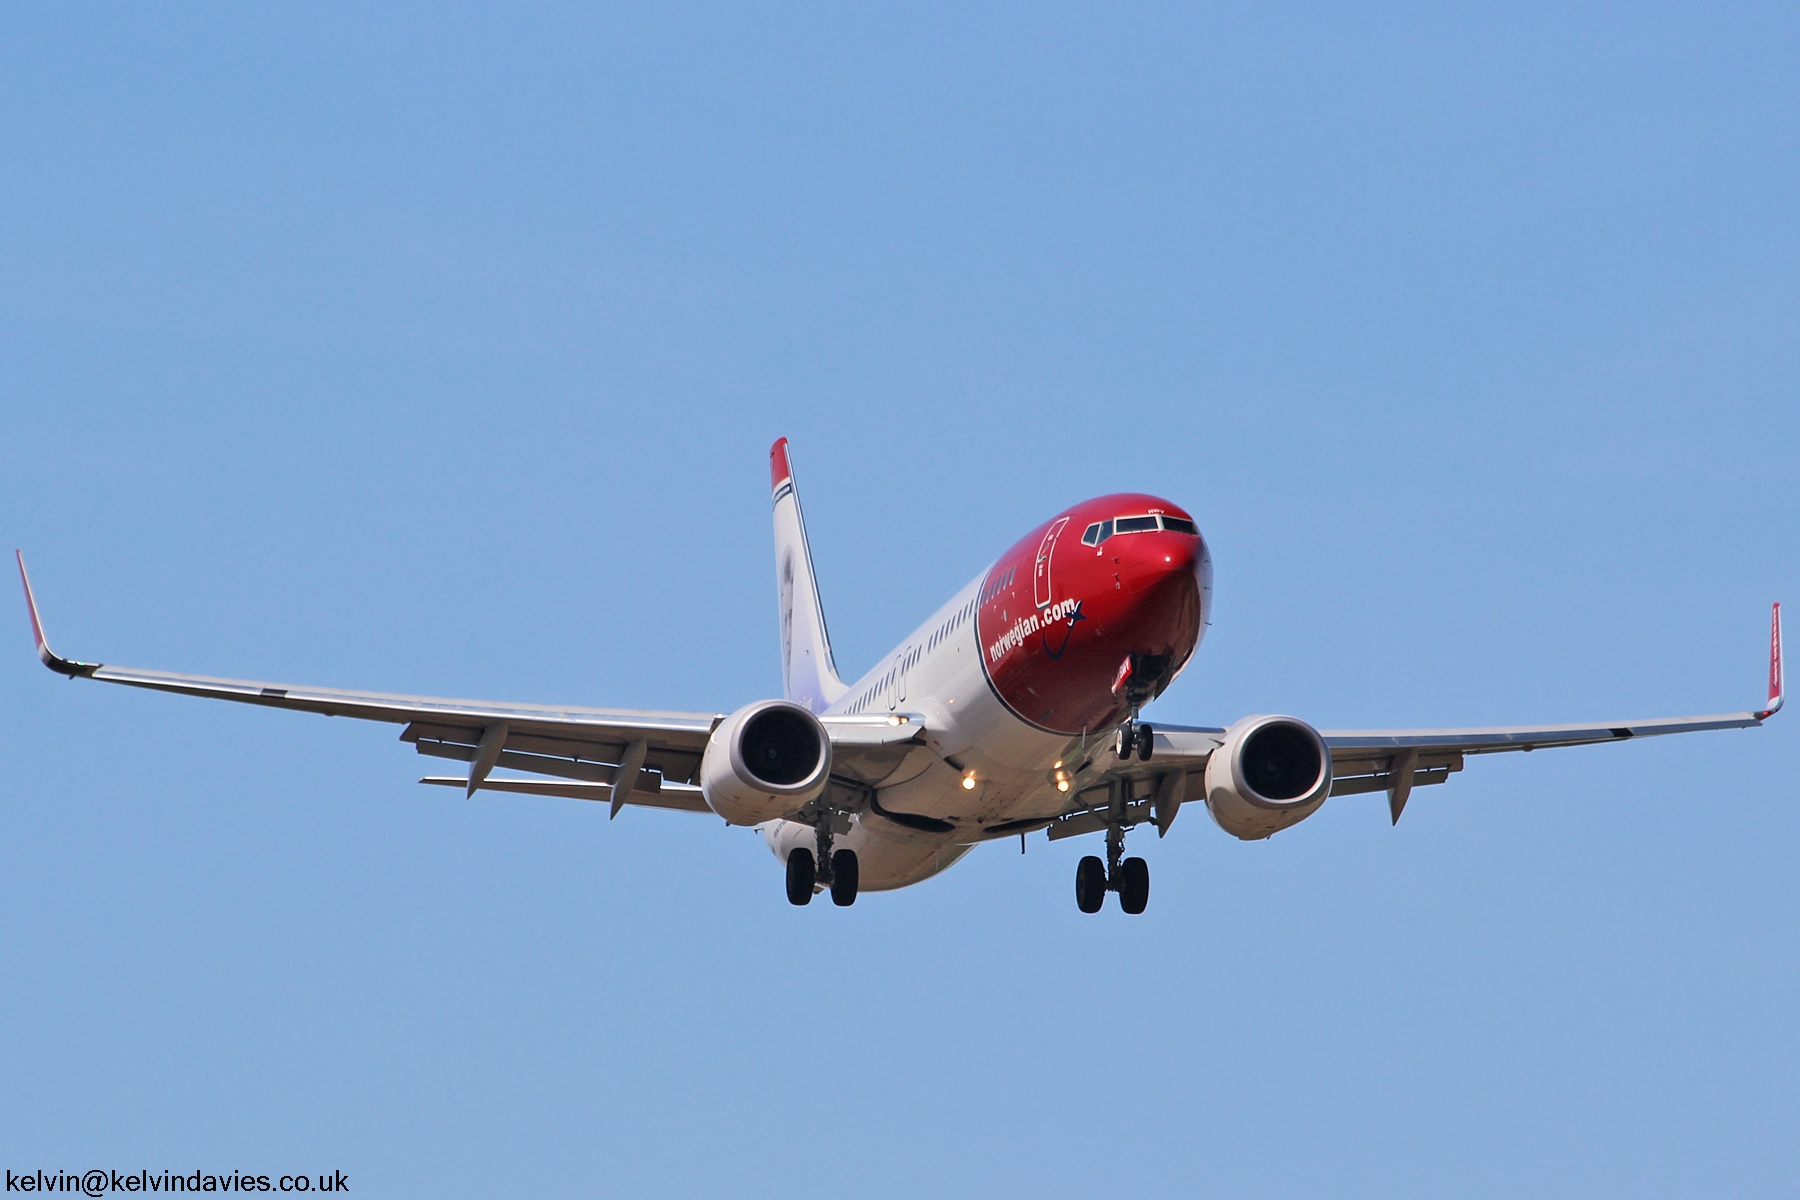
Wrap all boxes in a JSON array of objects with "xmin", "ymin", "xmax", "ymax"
[{"xmin": 17, "ymin": 440, "xmax": 1784, "ymax": 912}]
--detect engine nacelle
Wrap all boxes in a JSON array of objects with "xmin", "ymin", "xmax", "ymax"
[
  {"xmin": 1203, "ymin": 714, "xmax": 1333, "ymax": 840},
  {"xmin": 700, "ymin": 700, "xmax": 832, "ymax": 826}
]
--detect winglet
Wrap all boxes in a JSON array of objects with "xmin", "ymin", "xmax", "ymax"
[
  {"xmin": 1757, "ymin": 602, "xmax": 1783, "ymax": 719},
  {"xmin": 15, "ymin": 552, "xmax": 100, "ymax": 678}
]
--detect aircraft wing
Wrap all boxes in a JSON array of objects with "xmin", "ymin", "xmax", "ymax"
[
  {"xmin": 1050, "ymin": 603, "xmax": 1782, "ymax": 836},
  {"xmin": 1317, "ymin": 706, "xmax": 1774, "ymax": 822},
  {"xmin": 1325, "ymin": 602, "xmax": 1780, "ymax": 821},
  {"xmin": 17, "ymin": 553, "xmax": 921, "ymax": 817}
]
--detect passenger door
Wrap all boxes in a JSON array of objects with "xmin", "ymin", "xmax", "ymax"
[{"xmin": 1034, "ymin": 517, "xmax": 1070, "ymax": 609}]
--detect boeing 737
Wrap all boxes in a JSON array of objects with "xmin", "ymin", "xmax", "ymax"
[{"xmin": 17, "ymin": 439, "xmax": 1784, "ymax": 912}]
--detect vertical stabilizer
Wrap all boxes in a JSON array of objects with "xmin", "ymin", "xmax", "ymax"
[{"xmin": 770, "ymin": 439, "xmax": 847, "ymax": 713}]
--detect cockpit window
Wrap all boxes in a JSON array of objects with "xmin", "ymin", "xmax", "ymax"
[{"xmin": 1086, "ymin": 514, "xmax": 1196, "ymax": 544}]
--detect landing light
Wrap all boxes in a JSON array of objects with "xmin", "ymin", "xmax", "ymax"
[
  {"xmin": 888, "ymin": 714, "xmax": 904, "ymax": 726},
  {"xmin": 1056, "ymin": 780, "xmax": 1069, "ymax": 792},
  {"xmin": 961, "ymin": 774, "xmax": 977, "ymax": 790}
]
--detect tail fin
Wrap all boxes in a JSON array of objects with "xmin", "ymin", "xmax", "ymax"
[{"xmin": 770, "ymin": 439, "xmax": 847, "ymax": 713}]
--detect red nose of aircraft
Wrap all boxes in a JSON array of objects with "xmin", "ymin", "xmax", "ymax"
[
  {"xmin": 1106, "ymin": 522, "xmax": 1208, "ymax": 683},
  {"xmin": 977, "ymin": 495, "xmax": 1209, "ymax": 737},
  {"xmin": 1117, "ymin": 526, "xmax": 1205, "ymax": 600}
]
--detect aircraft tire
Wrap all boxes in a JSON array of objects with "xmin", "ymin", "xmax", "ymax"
[
  {"xmin": 786, "ymin": 848, "xmax": 816, "ymax": 906},
  {"xmin": 830, "ymin": 849, "xmax": 859, "ymax": 906},
  {"xmin": 1136, "ymin": 723, "xmax": 1154, "ymax": 761},
  {"xmin": 1075, "ymin": 855, "xmax": 1107, "ymax": 913},
  {"xmin": 1119, "ymin": 857, "xmax": 1150, "ymax": 914}
]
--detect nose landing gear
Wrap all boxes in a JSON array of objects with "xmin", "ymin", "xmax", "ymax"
[
  {"xmin": 1110, "ymin": 652, "xmax": 1171, "ymax": 762},
  {"xmin": 1073, "ymin": 797, "xmax": 1151, "ymax": 914},
  {"xmin": 1113, "ymin": 689, "xmax": 1153, "ymax": 764},
  {"xmin": 1108, "ymin": 651, "xmax": 1166, "ymax": 766},
  {"xmin": 1114, "ymin": 720, "xmax": 1154, "ymax": 762}
]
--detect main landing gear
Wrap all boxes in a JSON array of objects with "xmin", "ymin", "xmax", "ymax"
[
  {"xmin": 1074, "ymin": 793, "xmax": 1150, "ymax": 914},
  {"xmin": 786, "ymin": 817, "xmax": 859, "ymax": 907}
]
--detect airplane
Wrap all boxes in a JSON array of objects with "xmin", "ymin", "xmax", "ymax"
[{"xmin": 17, "ymin": 438, "xmax": 1784, "ymax": 913}]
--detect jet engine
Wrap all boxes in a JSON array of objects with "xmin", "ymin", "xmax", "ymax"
[
  {"xmin": 699, "ymin": 700, "xmax": 833, "ymax": 826},
  {"xmin": 1203, "ymin": 714, "xmax": 1333, "ymax": 840}
]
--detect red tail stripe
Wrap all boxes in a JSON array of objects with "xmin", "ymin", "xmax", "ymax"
[{"xmin": 770, "ymin": 437, "xmax": 792, "ymax": 493}]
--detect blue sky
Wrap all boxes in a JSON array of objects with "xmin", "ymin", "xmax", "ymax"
[{"xmin": 3, "ymin": 4, "xmax": 1797, "ymax": 1196}]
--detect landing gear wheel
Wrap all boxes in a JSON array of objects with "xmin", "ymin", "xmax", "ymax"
[
  {"xmin": 1136, "ymin": 723, "xmax": 1154, "ymax": 761},
  {"xmin": 1118, "ymin": 856, "xmax": 1150, "ymax": 914},
  {"xmin": 830, "ymin": 849, "xmax": 859, "ymax": 906},
  {"xmin": 1075, "ymin": 855, "xmax": 1107, "ymax": 913},
  {"xmin": 1114, "ymin": 724, "xmax": 1133, "ymax": 760},
  {"xmin": 785, "ymin": 848, "xmax": 816, "ymax": 906}
]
